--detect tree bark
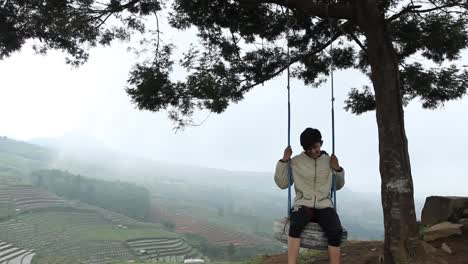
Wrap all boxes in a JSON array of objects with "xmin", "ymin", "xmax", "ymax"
[{"xmin": 354, "ymin": 1, "xmax": 421, "ymax": 263}]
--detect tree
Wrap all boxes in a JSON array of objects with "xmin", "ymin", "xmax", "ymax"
[
  {"xmin": 217, "ymin": 206, "xmax": 225, "ymax": 217},
  {"xmin": 1, "ymin": 0, "xmax": 467, "ymax": 263},
  {"xmin": 227, "ymin": 242, "xmax": 236, "ymax": 259},
  {"xmin": 161, "ymin": 219, "xmax": 176, "ymax": 230}
]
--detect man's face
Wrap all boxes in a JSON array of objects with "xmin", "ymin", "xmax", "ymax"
[{"xmin": 306, "ymin": 142, "xmax": 322, "ymax": 158}]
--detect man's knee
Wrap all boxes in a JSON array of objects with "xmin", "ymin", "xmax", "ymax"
[
  {"xmin": 288, "ymin": 206, "xmax": 310, "ymax": 238},
  {"xmin": 289, "ymin": 219, "xmax": 305, "ymax": 238},
  {"xmin": 327, "ymin": 227, "xmax": 343, "ymax": 247}
]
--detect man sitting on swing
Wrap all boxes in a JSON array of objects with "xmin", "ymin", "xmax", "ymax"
[{"xmin": 274, "ymin": 127, "xmax": 345, "ymax": 264}]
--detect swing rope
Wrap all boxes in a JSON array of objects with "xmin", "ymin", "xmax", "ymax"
[
  {"xmin": 286, "ymin": 3, "xmax": 338, "ymax": 216},
  {"xmin": 286, "ymin": 1, "xmax": 293, "ymax": 219},
  {"xmin": 328, "ymin": 6, "xmax": 338, "ymax": 210},
  {"xmin": 330, "ymin": 34, "xmax": 337, "ymax": 210}
]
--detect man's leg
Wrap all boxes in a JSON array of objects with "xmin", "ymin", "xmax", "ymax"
[
  {"xmin": 315, "ymin": 208, "xmax": 343, "ymax": 264},
  {"xmin": 288, "ymin": 236, "xmax": 301, "ymax": 264},
  {"xmin": 328, "ymin": 245, "xmax": 341, "ymax": 264},
  {"xmin": 288, "ymin": 205, "xmax": 312, "ymax": 264}
]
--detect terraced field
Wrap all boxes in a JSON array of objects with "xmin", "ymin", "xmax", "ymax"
[
  {"xmin": 171, "ymin": 213, "xmax": 271, "ymax": 246},
  {"xmin": 0, "ymin": 240, "xmax": 35, "ymax": 264},
  {"xmin": 0, "ymin": 185, "xmax": 74, "ymax": 213},
  {"xmin": 127, "ymin": 238, "xmax": 201, "ymax": 262},
  {"xmin": 0, "ymin": 185, "xmax": 202, "ymax": 264},
  {"xmin": 151, "ymin": 203, "xmax": 273, "ymax": 246},
  {"xmin": 0, "ymin": 211, "xmax": 136, "ymax": 263}
]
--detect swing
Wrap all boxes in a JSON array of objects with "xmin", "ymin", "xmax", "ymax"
[{"xmin": 272, "ymin": 5, "xmax": 348, "ymax": 251}]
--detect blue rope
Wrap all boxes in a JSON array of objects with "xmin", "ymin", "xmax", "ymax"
[
  {"xmin": 287, "ymin": 83, "xmax": 292, "ymax": 217},
  {"xmin": 332, "ymin": 174, "xmax": 337, "ymax": 209},
  {"xmin": 286, "ymin": 4, "xmax": 292, "ymax": 219},
  {"xmin": 287, "ymin": 162, "xmax": 292, "ymax": 218},
  {"xmin": 329, "ymin": 16, "xmax": 337, "ymax": 211}
]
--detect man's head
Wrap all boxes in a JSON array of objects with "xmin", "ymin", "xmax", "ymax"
[{"xmin": 300, "ymin": 128, "xmax": 323, "ymax": 158}]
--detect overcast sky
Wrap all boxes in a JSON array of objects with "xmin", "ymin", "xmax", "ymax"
[{"xmin": 0, "ymin": 16, "xmax": 466, "ymax": 199}]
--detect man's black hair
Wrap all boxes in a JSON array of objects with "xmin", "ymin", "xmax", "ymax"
[{"xmin": 300, "ymin": 128, "xmax": 323, "ymax": 150}]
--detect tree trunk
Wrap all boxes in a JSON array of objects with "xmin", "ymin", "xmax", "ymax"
[{"xmin": 354, "ymin": 1, "xmax": 421, "ymax": 263}]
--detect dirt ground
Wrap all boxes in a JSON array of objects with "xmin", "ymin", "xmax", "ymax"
[{"xmin": 259, "ymin": 232, "xmax": 468, "ymax": 264}]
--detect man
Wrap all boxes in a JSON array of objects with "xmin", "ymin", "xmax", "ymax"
[{"xmin": 274, "ymin": 127, "xmax": 345, "ymax": 264}]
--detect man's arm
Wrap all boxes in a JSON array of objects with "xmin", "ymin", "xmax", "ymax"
[
  {"xmin": 331, "ymin": 154, "xmax": 345, "ymax": 190},
  {"xmin": 274, "ymin": 159, "xmax": 294, "ymax": 189},
  {"xmin": 334, "ymin": 167, "xmax": 345, "ymax": 190}
]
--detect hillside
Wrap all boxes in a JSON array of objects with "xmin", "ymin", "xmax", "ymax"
[
  {"xmin": 0, "ymin": 137, "xmax": 52, "ymax": 184},
  {"xmin": 0, "ymin": 185, "xmax": 201, "ymax": 264}
]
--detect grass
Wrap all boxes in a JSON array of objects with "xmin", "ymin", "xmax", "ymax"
[
  {"xmin": 298, "ymin": 249, "xmax": 323, "ymax": 264},
  {"xmin": 0, "ymin": 202, "xmax": 14, "ymax": 220},
  {"xmin": 18, "ymin": 210, "xmax": 179, "ymax": 241},
  {"xmin": 153, "ymin": 197, "xmax": 273, "ymax": 239},
  {"xmin": 31, "ymin": 255, "xmax": 81, "ymax": 264},
  {"xmin": 111, "ymin": 262, "xmax": 249, "ymax": 264},
  {"xmin": 76, "ymin": 226, "xmax": 178, "ymax": 241},
  {"xmin": 241, "ymin": 256, "xmax": 266, "ymax": 264}
]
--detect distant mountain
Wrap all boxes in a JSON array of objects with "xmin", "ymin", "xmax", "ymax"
[
  {"xmin": 30, "ymin": 134, "xmax": 276, "ymax": 189},
  {"xmin": 0, "ymin": 136, "xmax": 53, "ymax": 184}
]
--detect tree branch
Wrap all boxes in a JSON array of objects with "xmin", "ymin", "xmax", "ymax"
[
  {"xmin": 386, "ymin": 1, "xmax": 465, "ymax": 23},
  {"xmin": 90, "ymin": 0, "xmax": 141, "ymax": 30},
  {"xmin": 386, "ymin": 5, "xmax": 421, "ymax": 22},
  {"xmin": 237, "ymin": 0, "xmax": 352, "ymax": 20},
  {"xmin": 93, "ymin": 12, "xmax": 113, "ymax": 30},
  {"xmin": 230, "ymin": 30, "xmax": 243, "ymax": 61},
  {"xmin": 238, "ymin": 22, "xmax": 350, "ymax": 93},
  {"xmin": 348, "ymin": 31, "xmax": 367, "ymax": 52},
  {"xmin": 1, "ymin": 0, "xmax": 8, "ymax": 8},
  {"xmin": 118, "ymin": 0, "xmax": 140, "ymax": 11},
  {"xmin": 334, "ymin": 22, "xmax": 367, "ymax": 52},
  {"xmin": 409, "ymin": 3, "xmax": 463, "ymax": 13},
  {"xmin": 154, "ymin": 11, "xmax": 160, "ymax": 57}
]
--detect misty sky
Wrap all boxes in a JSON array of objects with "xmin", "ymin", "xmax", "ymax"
[{"xmin": 0, "ymin": 15, "xmax": 466, "ymax": 199}]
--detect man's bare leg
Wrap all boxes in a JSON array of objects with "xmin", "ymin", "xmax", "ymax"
[
  {"xmin": 288, "ymin": 236, "xmax": 301, "ymax": 264},
  {"xmin": 328, "ymin": 245, "xmax": 340, "ymax": 264}
]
